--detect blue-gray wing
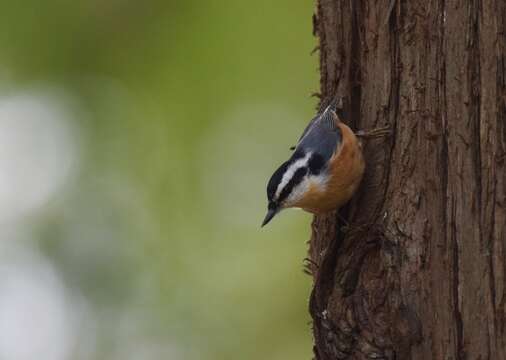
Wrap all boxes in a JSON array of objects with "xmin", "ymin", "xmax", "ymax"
[
  {"xmin": 295, "ymin": 105, "xmax": 342, "ymax": 163},
  {"xmin": 297, "ymin": 99, "xmax": 337, "ymax": 143}
]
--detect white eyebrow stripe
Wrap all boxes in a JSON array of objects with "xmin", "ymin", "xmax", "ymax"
[{"xmin": 275, "ymin": 152, "xmax": 312, "ymax": 199}]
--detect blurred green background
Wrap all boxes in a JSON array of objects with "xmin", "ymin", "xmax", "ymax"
[{"xmin": 0, "ymin": 1, "xmax": 318, "ymax": 359}]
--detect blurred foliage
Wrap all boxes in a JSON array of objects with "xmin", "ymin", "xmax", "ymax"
[{"xmin": 0, "ymin": 1, "xmax": 319, "ymax": 359}]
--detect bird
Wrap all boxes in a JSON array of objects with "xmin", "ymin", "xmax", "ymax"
[{"xmin": 262, "ymin": 100, "xmax": 367, "ymax": 227}]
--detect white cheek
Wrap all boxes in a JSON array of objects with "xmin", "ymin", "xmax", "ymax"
[
  {"xmin": 284, "ymin": 174, "xmax": 328, "ymax": 207},
  {"xmin": 285, "ymin": 178, "xmax": 309, "ymax": 206}
]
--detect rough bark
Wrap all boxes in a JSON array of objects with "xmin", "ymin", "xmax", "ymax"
[{"xmin": 308, "ymin": 1, "xmax": 506, "ymax": 359}]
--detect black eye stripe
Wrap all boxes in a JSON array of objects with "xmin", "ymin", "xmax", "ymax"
[
  {"xmin": 308, "ymin": 153, "xmax": 325, "ymax": 175},
  {"xmin": 279, "ymin": 166, "xmax": 308, "ymax": 203},
  {"xmin": 266, "ymin": 149, "xmax": 321, "ymax": 204}
]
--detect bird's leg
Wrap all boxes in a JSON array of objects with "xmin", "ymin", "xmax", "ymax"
[{"xmin": 355, "ymin": 126, "xmax": 391, "ymax": 139}]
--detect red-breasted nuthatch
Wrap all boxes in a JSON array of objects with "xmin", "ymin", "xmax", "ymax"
[{"xmin": 262, "ymin": 101, "xmax": 365, "ymax": 226}]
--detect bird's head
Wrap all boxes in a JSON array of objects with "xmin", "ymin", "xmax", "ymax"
[{"xmin": 262, "ymin": 150, "xmax": 325, "ymax": 227}]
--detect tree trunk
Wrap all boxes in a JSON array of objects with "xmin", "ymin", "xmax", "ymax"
[{"xmin": 308, "ymin": 1, "xmax": 506, "ymax": 359}]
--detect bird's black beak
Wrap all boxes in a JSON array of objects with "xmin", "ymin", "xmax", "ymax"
[{"xmin": 261, "ymin": 208, "xmax": 278, "ymax": 227}]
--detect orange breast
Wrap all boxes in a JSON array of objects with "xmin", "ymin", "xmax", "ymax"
[{"xmin": 294, "ymin": 123, "xmax": 365, "ymax": 214}]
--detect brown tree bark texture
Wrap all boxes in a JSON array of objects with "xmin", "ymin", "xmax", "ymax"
[{"xmin": 308, "ymin": 1, "xmax": 506, "ymax": 359}]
